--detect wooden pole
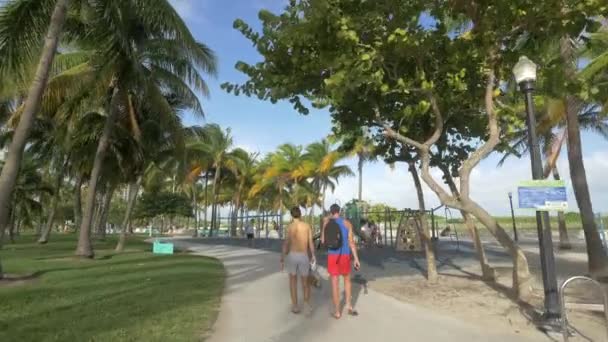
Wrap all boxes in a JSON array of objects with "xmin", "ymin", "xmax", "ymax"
[
  {"xmin": 389, "ymin": 210, "xmax": 394, "ymax": 248},
  {"xmin": 384, "ymin": 208, "xmax": 388, "ymax": 246}
]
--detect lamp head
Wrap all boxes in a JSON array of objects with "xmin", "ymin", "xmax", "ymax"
[{"xmin": 513, "ymin": 56, "xmax": 537, "ymax": 85}]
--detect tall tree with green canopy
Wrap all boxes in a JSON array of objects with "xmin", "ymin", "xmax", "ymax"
[
  {"xmin": 302, "ymin": 140, "xmax": 353, "ymax": 211},
  {"xmin": 0, "ymin": 0, "xmax": 69, "ymax": 238},
  {"xmin": 330, "ymin": 128, "xmax": 377, "ymax": 202},
  {"xmin": 225, "ymin": 148, "xmax": 258, "ymax": 236},
  {"xmin": 0, "ymin": 0, "xmax": 217, "ymax": 258},
  {"xmin": 223, "ymin": 0, "xmax": 602, "ymax": 294},
  {"xmin": 188, "ymin": 124, "xmax": 234, "ymax": 236}
]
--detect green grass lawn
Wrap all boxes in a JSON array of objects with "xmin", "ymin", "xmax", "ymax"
[{"xmin": 0, "ymin": 234, "xmax": 225, "ymax": 342}]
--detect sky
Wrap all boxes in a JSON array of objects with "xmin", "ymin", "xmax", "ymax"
[{"xmin": 169, "ymin": 0, "xmax": 608, "ymax": 216}]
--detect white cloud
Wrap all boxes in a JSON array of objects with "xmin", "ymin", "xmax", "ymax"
[
  {"xmin": 326, "ymin": 150, "xmax": 608, "ymax": 216},
  {"xmin": 169, "ymin": 0, "xmax": 207, "ymax": 24}
]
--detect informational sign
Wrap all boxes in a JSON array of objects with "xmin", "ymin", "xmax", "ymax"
[
  {"xmin": 153, "ymin": 240, "xmax": 174, "ymax": 255},
  {"xmin": 518, "ymin": 180, "xmax": 568, "ymax": 211}
]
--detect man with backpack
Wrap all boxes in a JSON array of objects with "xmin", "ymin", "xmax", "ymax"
[{"xmin": 321, "ymin": 204, "xmax": 361, "ymax": 319}]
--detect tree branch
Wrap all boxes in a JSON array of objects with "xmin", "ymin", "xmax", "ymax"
[{"xmin": 458, "ymin": 69, "xmax": 499, "ymax": 201}]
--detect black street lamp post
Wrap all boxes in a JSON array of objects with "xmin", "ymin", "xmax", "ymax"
[{"xmin": 513, "ymin": 56, "xmax": 561, "ymax": 321}]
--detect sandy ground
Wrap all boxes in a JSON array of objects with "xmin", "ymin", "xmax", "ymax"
[{"xmin": 363, "ymin": 237, "xmax": 608, "ymax": 342}]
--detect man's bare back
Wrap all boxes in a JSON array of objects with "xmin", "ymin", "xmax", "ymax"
[
  {"xmin": 286, "ymin": 220, "xmax": 313, "ymax": 254},
  {"xmin": 281, "ymin": 207, "xmax": 317, "ymax": 314}
]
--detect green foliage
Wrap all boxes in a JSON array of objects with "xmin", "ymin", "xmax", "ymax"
[{"xmin": 135, "ymin": 192, "xmax": 193, "ymax": 219}]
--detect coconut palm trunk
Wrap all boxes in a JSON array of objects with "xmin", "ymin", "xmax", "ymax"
[
  {"xmin": 209, "ymin": 168, "xmax": 221, "ymax": 236},
  {"xmin": 75, "ymin": 86, "xmax": 120, "ymax": 258},
  {"xmin": 231, "ymin": 185, "xmax": 243, "ymax": 237},
  {"xmin": 357, "ymin": 154, "xmax": 363, "ymax": 202},
  {"xmin": 0, "ymin": 0, "xmax": 69, "ymax": 235},
  {"xmin": 560, "ymin": 37, "xmax": 608, "ymax": 276},
  {"xmin": 116, "ymin": 178, "xmax": 141, "ymax": 252},
  {"xmin": 96, "ymin": 185, "xmax": 115, "ymax": 240},
  {"xmin": 551, "ymin": 167, "xmax": 572, "ymax": 250},
  {"xmin": 73, "ymin": 175, "xmax": 83, "ymax": 231},
  {"xmin": 38, "ymin": 156, "xmax": 69, "ymax": 244},
  {"xmin": 93, "ymin": 187, "xmax": 104, "ymax": 237},
  {"xmin": 192, "ymin": 184, "xmax": 199, "ymax": 237},
  {"xmin": 7, "ymin": 207, "xmax": 16, "ymax": 243},
  {"xmin": 408, "ymin": 162, "xmax": 438, "ymax": 283},
  {"xmin": 565, "ymin": 98, "xmax": 607, "ymax": 274}
]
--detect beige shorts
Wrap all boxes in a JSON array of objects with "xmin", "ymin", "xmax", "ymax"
[{"xmin": 285, "ymin": 252, "xmax": 310, "ymax": 277}]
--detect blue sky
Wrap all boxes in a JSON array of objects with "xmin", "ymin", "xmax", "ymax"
[{"xmin": 170, "ymin": 0, "xmax": 608, "ymax": 216}]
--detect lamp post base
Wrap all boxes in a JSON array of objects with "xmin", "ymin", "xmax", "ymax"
[{"xmin": 537, "ymin": 311, "xmax": 563, "ymax": 334}]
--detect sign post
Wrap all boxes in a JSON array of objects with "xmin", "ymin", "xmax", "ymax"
[{"xmin": 518, "ymin": 179, "xmax": 565, "ymax": 321}]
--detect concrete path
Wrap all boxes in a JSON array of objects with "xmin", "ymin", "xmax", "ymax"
[{"xmin": 173, "ymin": 239, "xmax": 540, "ymax": 342}]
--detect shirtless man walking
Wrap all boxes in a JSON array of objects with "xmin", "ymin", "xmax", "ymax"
[{"xmin": 280, "ymin": 207, "xmax": 316, "ymax": 314}]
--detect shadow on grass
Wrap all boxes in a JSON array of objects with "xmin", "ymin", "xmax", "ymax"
[{"xmin": 0, "ymin": 236, "xmax": 224, "ymax": 342}]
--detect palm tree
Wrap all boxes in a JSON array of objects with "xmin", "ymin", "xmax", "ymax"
[
  {"xmin": 330, "ymin": 129, "xmax": 377, "ymax": 202},
  {"xmin": 251, "ymin": 144, "xmax": 305, "ymax": 215},
  {"xmin": 0, "ymin": 0, "xmax": 69, "ymax": 235},
  {"xmin": 498, "ymin": 36, "xmax": 608, "ymax": 252},
  {"xmin": 72, "ymin": 3, "xmax": 214, "ymax": 258},
  {"xmin": 303, "ymin": 140, "xmax": 353, "ymax": 211},
  {"xmin": 225, "ymin": 149, "xmax": 258, "ymax": 236},
  {"xmin": 0, "ymin": 155, "xmax": 52, "ymax": 244},
  {"xmin": 187, "ymin": 124, "xmax": 234, "ymax": 236}
]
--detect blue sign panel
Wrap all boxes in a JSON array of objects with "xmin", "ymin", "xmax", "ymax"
[
  {"xmin": 153, "ymin": 241, "xmax": 174, "ymax": 255},
  {"xmin": 518, "ymin": 180, "xmax": 567, "ymax": 211}
]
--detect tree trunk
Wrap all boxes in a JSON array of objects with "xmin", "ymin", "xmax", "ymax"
[
  {"xmin": 0, "ymin": 0, "xmax": 69, "ymax": 234},
  {"xmin": 73, "ymin": 175, "xmax": 83, "ymax": 231},
  {"xmin": 321, "ymin": 183, "xmax": 327, "ymax": 213},
  {"xmin": 552, "ymin": 167, "xmax": 572, "ymax": 250},
  {"xmin": 463, "ymin": 199, "xmax": 532, "ymax": 297},
  {"xmin": 565, "ymin": 100, "xmax": 607, "ymax": 273},
  {"xmin": 209, "ymin": 168, "xmax": 221, "ymax": 236},
  {"xmin": 383, "ymin": 70, "xmax": 532, "ymax": 298},
  {"xmin": 96, "ymin": 185, "xmax": 115, "ymax": 240},
  {"xmin": 408, "ymin": 162, "xmax": 438, "ymax": 283},
  {"xmin": 561, "ymin": 37, "xmax": 608, "ymax": 276},
  {"xmin": 231, "ymin": 187, "xmax": 242, "ymax": 237},
  {"xmin": 192, "ymin": 185, "xmax": 199, "ymax": 237},
  {"xmin": 203, "ymin": 175, "xmax": 209, "ymax": 232},
  {"xmin": 439, "ymin": 164, "xmax": 495, "ymax": 280},
  {"xmin": 75, "ymin": 86, "xmax": 120, "ymax": 258},
  {"xmin": 8, "ymin": 208, "xmax": 16, "ymax": 243},
  {"xmin": 93, "ymin": 189, "xmax": 104, "ymax": 237},
  {"xmin": 357, "ymin": 154, "xmax": 363, "ymax": 202},
  {"xmin": 116, "ymin": 179, "xmax": 140, "ymax": 252},
  {"xmin": 38, "ymin": 157, "xmax": 68, "ymax": 244}
]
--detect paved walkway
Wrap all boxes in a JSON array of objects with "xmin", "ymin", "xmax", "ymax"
[{"xmin": 172, "ymin": 239, "xmax": 539, "ymax": 342}]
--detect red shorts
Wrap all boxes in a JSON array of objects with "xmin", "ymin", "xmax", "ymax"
[{"xmin": 327, "ymin": 254, "xmax": 351, "ymax": 276}]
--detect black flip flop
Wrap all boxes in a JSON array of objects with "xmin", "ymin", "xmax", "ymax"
[{"xmin": 347, "ymin": 309, "xmax": 359, "ymax": 316}]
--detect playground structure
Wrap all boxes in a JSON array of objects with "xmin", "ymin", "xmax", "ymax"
[
  {"xmin": 342, "ymin": 201, "xmax": 460, "ymax": 251},
  {"xmin": 202, "ymin": 201, "xmax": 464, "ymax": 254}
]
